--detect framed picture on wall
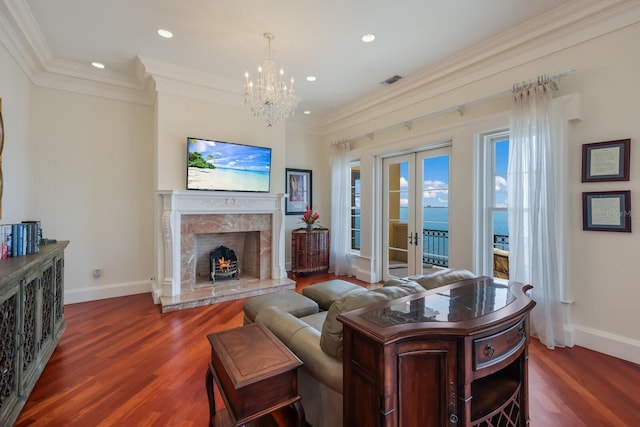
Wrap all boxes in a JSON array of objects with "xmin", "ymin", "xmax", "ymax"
[
  {"xmin": 582, "ymin": 139, "xmax": 630, "ymax": 182},
  {"xmin": 582, "ymin": 190, "xmax": 631, "ymax": 232},
  {"xmin": 285, "ymin": 168, "xmax": 312, "ymax": 215}
]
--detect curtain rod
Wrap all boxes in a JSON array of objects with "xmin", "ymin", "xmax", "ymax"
[{"xmin": 344, "ymin": 68, "xmax": 575, "ymax": 142}]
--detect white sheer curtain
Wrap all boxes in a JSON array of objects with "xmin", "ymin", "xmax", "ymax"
[
  {"xmin": 508, "ymin": 77, "xmax": 569, "ymax": 348},
  {"xmin": 329, "ymin": 140, "xmax": 352, "ymax": 276}
]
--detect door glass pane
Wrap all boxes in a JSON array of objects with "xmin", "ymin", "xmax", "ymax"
[
  {"xmin": 493, "ymin": 138, "xmax": 509, "ymax": 246},
  {"xmin": 421, "ymin": 155, "xmax": 449, "ymax": 269},
  {"xmin": 351, "ymin": 166, "xmax": 361, "ymax": 250},
  {"xmin": 492, "ymin": 138, "xmax": 509, "ymax": 277},
  {"xmin": 388, "ymin": 162, "xmax": 408, "ymax": 276}
]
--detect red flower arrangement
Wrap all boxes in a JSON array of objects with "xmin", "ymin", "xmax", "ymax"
[{"xmin": 301, "ymin": 206, "xmax": 320, "ymax": 229}]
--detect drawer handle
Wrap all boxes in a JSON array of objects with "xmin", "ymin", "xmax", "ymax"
[
  {"xmin": 449, "ymin": 414, "xmax": 459, "ymax": 424},
  {"xmin": 484, "ymin": 343, "xmax": 495, "ymax": 358}
]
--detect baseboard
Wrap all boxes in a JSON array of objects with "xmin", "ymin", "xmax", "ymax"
[
  {"xmin": 64, "ymin": 280, "xmax": 153, "ymax": 304},
  {"xmin": 573, "ymin": 324, "xmax": 640, "ymax": 365},
  {"xmin": 353, "ymin": 266, "xmax": 378, "ymax": 284}
]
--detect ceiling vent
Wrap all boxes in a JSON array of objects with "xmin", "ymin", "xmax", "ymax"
[{"xmin": 381, "ymin": 75, "xmax": 403, "ymax": 85}]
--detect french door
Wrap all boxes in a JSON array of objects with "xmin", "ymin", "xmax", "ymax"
[{"xmin": 382, "ymin": 147, "xmax": 450, "ymax": 280}]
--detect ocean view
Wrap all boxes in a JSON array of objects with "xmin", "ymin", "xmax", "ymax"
[
  {"xmin": 399, "ymin": 207, "xmax": 508, "ymax": 236},
  {"xmin": 353, "ymin": 207, "xmax": 508, "ymax": 265}
]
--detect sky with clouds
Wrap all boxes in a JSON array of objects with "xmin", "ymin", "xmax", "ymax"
[{"xmin": 397, "ymin": 140, "xmax": 509, "ymax": 208}]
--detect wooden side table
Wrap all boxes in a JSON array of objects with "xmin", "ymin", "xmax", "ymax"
[
  {"xmin": 291, "ymin": 228, "xmax": 330, "ymax": 277},
  {"xmin": 205, "ymin": 323, "xmax": 305, "ymax": 427}
]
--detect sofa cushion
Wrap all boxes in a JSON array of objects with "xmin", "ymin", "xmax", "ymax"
[
  {"xmin": 320, "ymin": 281, "xmax": 423, "ymax": 360},
  {"xmin": 243, "ymin": 290, "xmax": 319, "ymax": 322},
  {"xmin": 303, "ymin": 280, "xmax": 367, "ymax": 310},
  {"xmin": 300, "ymin": 311, "xmax": 328, "ymax": 332}
]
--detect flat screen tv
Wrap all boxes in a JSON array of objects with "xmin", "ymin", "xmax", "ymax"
[{"xmin": 186, "ymin": 137, "xmax": 271, "ymax": 192}]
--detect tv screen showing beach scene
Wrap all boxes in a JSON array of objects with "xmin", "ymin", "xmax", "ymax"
[{"xmin": 186, "ymin": 137, "xmax": 271, "ymax": 192}]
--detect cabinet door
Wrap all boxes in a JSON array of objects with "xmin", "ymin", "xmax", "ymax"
[
  {"xmin": 40, "ymin": 259, "xmax": 56, "ymax": 349},
  {"xmin": 0, "ymin": 282, "xmax": 20, "ymax": 420},
  {"xmin": 20, "ymin": 270, "xmax": 40, "ymax": 395},
  {"xmin": 395, "ymin": 340, "xmax": 458, "ymax": 427},
  {"xmin": 53, "ymin": 256, "xmax": 65, "ymax": 334}
]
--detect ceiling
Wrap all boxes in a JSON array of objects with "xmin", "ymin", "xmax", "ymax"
[{"xmin": 17, "ymin": 0, "xmax": 574, "ymax": 121}]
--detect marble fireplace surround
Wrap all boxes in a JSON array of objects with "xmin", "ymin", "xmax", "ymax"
[{"xmin": 157, "ymin": 191, "xmax": 294, "ymax": 312}]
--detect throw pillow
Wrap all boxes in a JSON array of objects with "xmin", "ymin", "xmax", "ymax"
[{"xmin": 320, "ymin": 282, "xmax": 423, "ymax": 360}]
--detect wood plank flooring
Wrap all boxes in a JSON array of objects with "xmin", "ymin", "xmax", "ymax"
[{"xmin": 14, "ymin": 273, "xmax": 640, "ymax": 426}]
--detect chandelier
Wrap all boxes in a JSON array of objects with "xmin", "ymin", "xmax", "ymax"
[{"xmin": 244, "ymin": 33, "xmax": 300, "ymax": 127}]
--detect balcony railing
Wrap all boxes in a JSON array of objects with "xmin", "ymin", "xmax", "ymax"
[
  {"xmin": 493, "ymin": 234, "xmax": 509, "ymax": 251},
  {"xmin": 422, "ymin": 229, "xmax": 509, "ymax": 268},
  {"xmin": 422, "ymin": 229, "xmax": 449, "ymax": 267}
]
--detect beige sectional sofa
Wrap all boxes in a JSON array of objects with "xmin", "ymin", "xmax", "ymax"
[{"xmin": 247, "ymin": 268, "xmax": 476, "ymax": 427}]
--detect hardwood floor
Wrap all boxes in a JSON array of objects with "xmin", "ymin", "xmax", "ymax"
[{"xmin": 14, "ymin": 273, "xmax": 640, "ymax": 426}]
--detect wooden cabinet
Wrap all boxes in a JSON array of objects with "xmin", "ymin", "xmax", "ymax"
[
  {"xmin": 0, "ymin": 241, "xmax": 68, "ymax": 425},
  {"xmin": 338, "ymin": 277, "xmax": 536, "ymax": 427},
  {"xmin": 290, "ymin": 228, "xmax": 329, "ymax": 276}
]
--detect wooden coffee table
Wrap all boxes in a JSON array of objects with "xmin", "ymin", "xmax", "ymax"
[{"xmin": 205, "ymin": 323, "xmax": 305, "ymax": 427}]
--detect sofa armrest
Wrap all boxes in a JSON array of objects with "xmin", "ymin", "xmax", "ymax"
[{"xmin": 255, "ymin": 306, "xmax": 343, "ymax": 394}]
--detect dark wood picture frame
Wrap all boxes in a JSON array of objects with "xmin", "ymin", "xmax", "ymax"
[
  {"xmin": 285, "ymin": 168, "xmax": 312, "ymax": 215},
  {"xmin": 582, "ymin": 139, "xmax": 630, "ymax": 182},
  {"xmin": 582, "ymin": 190, "xmax": 631, "ymax": 232}
]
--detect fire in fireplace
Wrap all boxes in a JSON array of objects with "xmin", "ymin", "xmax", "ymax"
[{"xmin": 210, "ymin": 246, "xmax": 240, "ymax": 282}]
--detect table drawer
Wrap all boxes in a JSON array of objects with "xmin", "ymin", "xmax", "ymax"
[{"xmin": 474, "ymin": 320, "xmax": 525, "ymax": 370}]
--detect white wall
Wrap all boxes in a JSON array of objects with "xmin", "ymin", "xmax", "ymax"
[
  {"xmin": 0, "ymin": 40, "xmax": 34, "ymax": 222},
  {"xmin": 1, "ymin": 37, "xmax": 156, "ymax": 302},
  {"xmin": 283, "ymin": 121, "xmax": 329, "ymax": 270},
  {"xmin": 29, "ymin": 88, "xmax": 155, "ymax": 302},
  {"xmin": 563, "ymin": 24, "xmax": 640, "ymax": 361},
  {"xmin": 154, "ymin": 91, "xmax": 287, "ymax": 192},
  {"xmin": 323, "ymin": 23, "xmax": 640, "ymax": 363}
]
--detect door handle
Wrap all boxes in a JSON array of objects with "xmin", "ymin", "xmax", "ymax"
[{"xmin": 407, "ymin": 232, "xmax": 419, "ymax": 246}]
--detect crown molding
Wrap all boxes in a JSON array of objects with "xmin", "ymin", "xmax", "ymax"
[
  {"xmin": 137, "ymin": 55, "xmax": 244, "ymax": 109},
  {"xmin": 0, "ymin": 0, "xmax": 154, "ymax": 105},
  {"xmin": 320, "ymin": 0, "xmax": 640, "ymax": 136},
  {"xmin": 2, "ymin": 0, "xmax": 639, "ymax": 122}
]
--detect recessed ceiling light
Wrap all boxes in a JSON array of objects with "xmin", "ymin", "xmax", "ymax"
[
  {"xmin": 91, "ymin": 62, "xmax": 105, "ymax": 69},
  {"xmin": 304, "ymin": 111, "xmax": 311, "ymax": 115},
  {"xmin": 361, "ymin": 33, "xmax": 376, "ymax": 43},
  {"xmin": 157, "ymin": 29, "xmax": 173, "ymax": 39},
  {"xmin": 306, "ymin": 76, "xmax": 317, "ymax": 82}
]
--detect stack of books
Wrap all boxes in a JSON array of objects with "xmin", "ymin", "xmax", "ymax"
[{"xmin": 0, "ymin": 220, "xmax": 42, "ymax": 259}]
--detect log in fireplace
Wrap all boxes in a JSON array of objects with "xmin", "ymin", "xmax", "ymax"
[{"xmin": 210, "ymin": 246, "xmax": 240, "ymax": 282}]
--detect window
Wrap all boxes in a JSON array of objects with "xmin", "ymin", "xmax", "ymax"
[
  {"xmin": 476, "ymin": 130, "xmax": 509, "ymax": 277},
  {"xmin": 350, "ymin": 163, "xmax": 361, "ymax": 251}
]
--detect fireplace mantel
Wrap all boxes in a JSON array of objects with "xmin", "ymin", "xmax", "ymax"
[{"xmin": 155, "ymin": 190, "xmax": 293, "ymax": 311}]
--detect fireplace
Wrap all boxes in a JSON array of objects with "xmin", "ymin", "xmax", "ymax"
[
  {"xmin": 210, "ymin": 246, "xmax": 239, "ymax": 282},
  {"xmin": 156, "ymin": 191, "xmax": 294, "ymax": 312}
]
